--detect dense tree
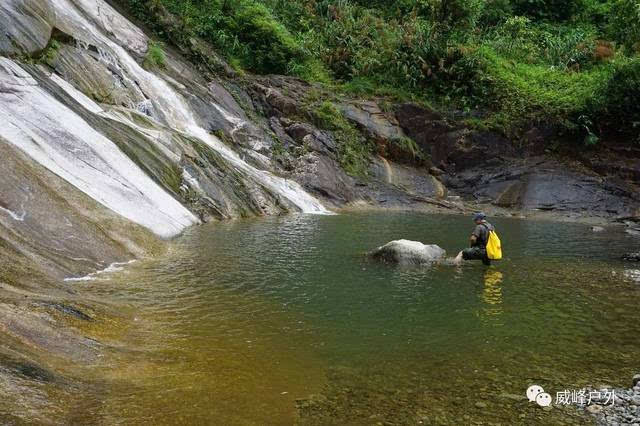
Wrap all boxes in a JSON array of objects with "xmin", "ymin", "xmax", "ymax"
[{"xmin": 122, "ymin": 0, "xmax": 640, "ymax": 140}]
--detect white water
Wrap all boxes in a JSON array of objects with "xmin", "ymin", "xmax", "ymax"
[
  {"xmin": 47, "ymin": 0, "xmax": 329, "ymax": 214},
  {"xmin": 0, "ymin": 205, "xmax": 26, "ymax": 221},
  {"xmin": 181, "ymin": 169, "xmax": 202, "ymax": 193},
  {"xmin": 64, "ymin": 260, "xmax": 136, "ymax": 282},
  {"xmin": 0, "ymin": 0, "xmax": 328, "ymax": 245}
]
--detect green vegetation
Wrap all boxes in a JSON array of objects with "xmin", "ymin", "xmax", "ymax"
[
  {"xmin": 127, "ymin": 0, "xmax": 301, "ymax": 74},
  {"xmin": 121, "ymin": 0, "xmax": 640, "ymax": 143},
  {"xmin": 389, "ymin": 136, "xmax": 426, "ymax": 164},
  {"xmin": 311, "ymin": 101, "xmax": 373, "ymax": 176},
  {"xmin": 593, "ymin": 58, "xmax": 640, "ymax": 142},
  {"xmin": 39, "ymin": 40, "xmax": 60, "ymax": 66},
  {"xmin": 143, "ymin": 40, "xmax": 166, "ymax": 68}
]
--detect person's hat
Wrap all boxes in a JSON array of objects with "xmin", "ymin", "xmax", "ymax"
[{"xmin": 473, "ymin": 212, "xmax": 486, "ymax": 221}]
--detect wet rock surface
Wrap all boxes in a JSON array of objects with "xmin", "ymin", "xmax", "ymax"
[
  {"xmin": 582, "ymin": 377, "xmax": 640, "ymax": 425},
  {"xmin": 394, "ymin": 103, "xmax": 452, "ymax": 152},
  {"xmin": 236, "ymin": 75, "xmax": 640, "ymax": 220},
  {"xmin": 0, "ymin": 0, "xmax": 55, "ymax": 56},
  {"xmin": 291, "ymin": 153, "xmax": 356, "ymax": 205},
  {"xmin": 444, "ymin": 159, "xmax": 640, "ymax": 218},
  {"xmin": 0, "ymin": 139, "xmax": 158, "ymax": 283}
]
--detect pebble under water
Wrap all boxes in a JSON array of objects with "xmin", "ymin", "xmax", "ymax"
[{"xmin": 57, "ymin": 213, "xmax": 640, "ymax": 424}]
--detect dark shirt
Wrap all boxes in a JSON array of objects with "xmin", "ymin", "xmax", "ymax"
[{"xmin": 471, "ymin": 221, "xmax": 493, "ymax": 248}]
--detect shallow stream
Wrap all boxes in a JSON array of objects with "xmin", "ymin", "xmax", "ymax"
[{"xmin": 49, "ymin": 213, "xmax": 640, "ymax": 424}]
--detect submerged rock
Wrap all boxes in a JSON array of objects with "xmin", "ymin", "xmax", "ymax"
[
  {"xmin": 626, "ymin": 227, "xmax": 640, "ymax": 237},
  {"xmin": 623, "ymin": 252, "xmax": 640, "ymax": 262},
  {"xmin": 371, "ymin": 240, "xmax": 446, "ymax": 265},
  {"xmin": 39, "ymin": 302, "xmax": 92, "ymax": 321}
]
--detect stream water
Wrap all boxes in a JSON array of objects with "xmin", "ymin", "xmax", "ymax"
[{"xmin": 65, "ymin": 213, "xmax": 640, "ymax": 424}]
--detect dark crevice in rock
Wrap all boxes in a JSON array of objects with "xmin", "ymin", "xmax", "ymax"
[
  {"xmin": 37, "ymin": 301, "xmax": 93, "ymax": 321},
  {"xmin": 0, "ymin": 357, "xmax": 56, "ymax": 383}
]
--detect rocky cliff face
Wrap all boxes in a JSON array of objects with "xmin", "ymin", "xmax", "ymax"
[
  {"xmin": 0, "ymin": 1, "xmax": 335, "ymax": 417},
  {"xmin": 5, "ymin": 0, "xmax": 635, "ymax": 280},
  {"xmin": 1, "ymin": 0, "xmax": 335, "ymax": 276}
]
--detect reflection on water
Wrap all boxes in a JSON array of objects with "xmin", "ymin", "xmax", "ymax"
[
  {"xmin": 481, "ymin": 269, "xmax": 504, "ymax": 318},
  {"xmin": 11, "ymin": 212, "xmax": 640, "ymax": 424}
]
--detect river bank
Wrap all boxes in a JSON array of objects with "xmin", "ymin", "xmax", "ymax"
[
  {"xmin": 579, "ymin": 375, "xmax": 640, "ymax": 425},
  {"xmin": 5, "ymin": 212, "xmax": 639, "ymax": 424}
]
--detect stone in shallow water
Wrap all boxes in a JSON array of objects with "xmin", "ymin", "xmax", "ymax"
[
  {"xmin": 587, "ymin": 404, "xmax": 603, "ymax": 414},
  {"xmin": 474, "ymin": 401, "xmax": 488, "ymax": 409},
  {"xmin": 371, "ymin": 240, "xmax": 446, "ymax": 265},
  {"xmin": 623, "ymin": 252, "xmax": 640, "ymax": 262}
]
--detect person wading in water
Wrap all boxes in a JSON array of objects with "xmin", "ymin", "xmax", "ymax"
[{"xmin": 455, "ymin": 212, "xmax": 494, "ymax": 266}]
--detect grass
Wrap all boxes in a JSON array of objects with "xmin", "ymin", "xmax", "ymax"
[
  {"xmin": 463, "ymin": 47, "xmax": 618, "ymax": 135},
  {"xmin": 388, "ymin": 136, "xmax": 425, "ymax": 163},
  {"xmin": 39, "ymin": 40, "xmax": 61, "ymax": 66}
]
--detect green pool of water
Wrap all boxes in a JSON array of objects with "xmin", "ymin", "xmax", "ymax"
[{"xmin": 80, "ymin": 212, "xmax": 640, "ymax": 424}]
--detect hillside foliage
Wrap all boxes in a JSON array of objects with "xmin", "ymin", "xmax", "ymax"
[{"xmin": 124, "ymin": 0, "xmax": 640, "ymax": 142}]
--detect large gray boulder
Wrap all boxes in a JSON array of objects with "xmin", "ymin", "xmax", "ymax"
[{"xmin": 371, "ymin": 240, "xmax": 446, "ymax": 265}]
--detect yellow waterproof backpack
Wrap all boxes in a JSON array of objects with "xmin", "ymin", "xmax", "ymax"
[{"xmin": 485, "ymin": 228, "xmax": 502, "ymax": 260}]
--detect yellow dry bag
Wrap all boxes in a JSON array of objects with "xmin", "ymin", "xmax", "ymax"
[{"xmin": 486, "ymin": 229, "xmax": 502, "ymax": 260}]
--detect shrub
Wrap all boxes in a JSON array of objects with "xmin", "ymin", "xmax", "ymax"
[
  {"xmin": 423, "ymin": 0, "xmax": 485, "ymax": 34},
  {"xmin": 118, "ymin": 0, "xmax": 640, "ymax": 144},
  {"xmin": 224, "ymin": 1, "xmax": 302, "ymax": 73},
  {"xmin": 128, "ymin": 0, "xmax": 302, "ymax": 75},
  {"xmin": 593, "ymin": 59, "xmax": 640, "ymax": 137},
  {"xmin": 467, "ymin": 47, "xmax": 614, "ymax": 134},
  {"xmin": 40, "ymin": 40, "xmax": 61, "ymax": 66},
  {"xmin": 607, "ymin": 0, "xmax": 640, "ymax": 53},
  {"xmin": 311, "ymin": 101, "xmax": 374, "ymax": 176},
  {"xmin": 479, "ymin": 0, "xmax": 513, "ymax": 26},
  {"xmin": 312, "ymin": 101, "xmax": 345, "ymax": 131},
  {"xmin": 144, "ymin": 40, "xmax": 166, "ymax": 68},
  {"xmin": 489, "ymin": 18, "xmax": 597, "ymax": 69},
  {"xmin": 511, "ymin": 0, "xmax": 583, "ymax": 21}
]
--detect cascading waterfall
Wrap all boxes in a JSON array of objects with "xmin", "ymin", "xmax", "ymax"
[
  {"xmin": 0, "ymin": 57, "xmax": 199, "ymax": 238},
  {"xmin": 56, "ymin": 0, "xmax": 329, "ymax": 215},
  {"xmin": 135, "ymin": 99, "xmax": 154, "ymax": 117},
  {"xmin": 0, "ymin": 0, "xmax": 329, "ymax": 245}
]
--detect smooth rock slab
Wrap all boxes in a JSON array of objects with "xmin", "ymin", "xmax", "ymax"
[
  {"xmin": 0, "ymin": 0, "xmax": 54, "ymax": 56},
  {"xmin": 371, "ymin": 240, "xmax": 446, "ymax": 265}
]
